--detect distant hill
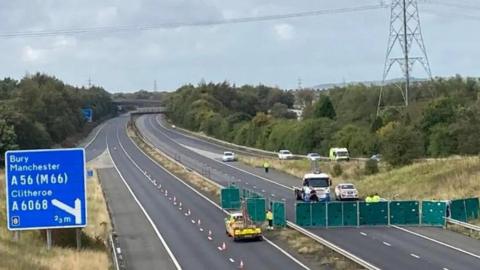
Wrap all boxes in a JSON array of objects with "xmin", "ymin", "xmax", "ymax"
[{"xmin": 311, "ymin": 77, "xmax": 427, "ymax": 90}]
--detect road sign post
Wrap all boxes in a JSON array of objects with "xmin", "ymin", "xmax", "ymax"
[{"xmin": 5, "ymin": 148, "xmax": 87, "ymax": 231}]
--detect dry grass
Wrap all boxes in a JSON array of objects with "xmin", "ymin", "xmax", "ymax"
[
  {"xmin": 239, "ymin": 155, "xmax": 480, "ymax": 201},
  {"xmin": 264, "ymin": 229, "xmax": 364, "ymax": 270},
  {"xmin": 128, "ymin": 122, "xmax": 220, "ymax": 201},
  {"xmin": 0, "ymin": 169, "xmax": 111, "ymax": 270}
]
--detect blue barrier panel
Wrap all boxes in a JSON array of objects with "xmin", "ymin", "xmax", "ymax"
[
  {"xmin": 465, "ymin": 198, "xmax": 480, "ymax": 221},
  {"xmin": 272, "ymin": 201, "xmax": 286, "ymax": 227},
  {"xmin": 220, "ymin": 187, "xmax": 241, "ymax": 210},
  {"xmin": 327, "ymin": 202, "xmax": 343, "ymax": 227},
  {"xmin": 450, "ymin": 199, "xmax": 467, "ymax": 222},
  {"xmin": 389, "ymin": 201, "xmax": 420, "ymax": 225},
  {"xmin": 422, "ymin": 201, "xmax": 446, "ymax": 226},
  {"xmin": 296, "ymin": 203, "xmax": 312, "ymax": 226},
  {"xmin": 246, "ymin": 198, "xmax": 266, "ymax": 223},
  {"xmin": 343, "ymin": 202, "xmax": 359, "ymax": 226},
  {"xmin": 359, "ymin": 202, "xmax": 388, "ymax": 225},
  {"xmin": 311, "ymin": 203, "xmax": 327, "ymax": 227}
]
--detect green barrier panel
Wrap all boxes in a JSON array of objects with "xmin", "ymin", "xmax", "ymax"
[
  {"xmin": 246, "ymin": 198, "xmax": 266, "ymax": 223},
  {"xmin": 465, "ymin": 198, "xmax": 480, "ymax": 220},
  {"xmin": 296, "ymin": 203, "xmax": 312, "ymax": 226},
  {"xmin": 327, "ymin": 202, "xmax": 343, "ymax": 227},
  {"xmin": 220, "ymin": 187, "xmax": 240, "ymax": 209},
  {"xmin": 342, "ymin": 202, "xmax": 359, "ymax": 226},
  {"xmin": 272, "ymin": 201, "xmax": 286, "ymax": 227},
  {"xmin": 450, "ymin": 199, "xmax": 467, "ymax": 222},
  {"xmin": 389, "ymin": 201, "xmax": 420, "ymax": 225},
  {"xmin": 422, "ymin": 201, "xmax": 446, "ymax": 226},
  {"xmin": 359, "ymin": 202, "xmax": 388, "ymax": 225},
  {"xmin": 312, "ymin": 203, "xmax": 327, "ymax": 227}
]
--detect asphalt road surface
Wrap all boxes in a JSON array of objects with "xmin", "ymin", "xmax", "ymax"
[
  {"xmin": 85, "ymin": 115, "xmax": 308, "ymax": 270},
  {"xmin": 135, "ymin": 113, "xmax": 480, "ymax": 270}
]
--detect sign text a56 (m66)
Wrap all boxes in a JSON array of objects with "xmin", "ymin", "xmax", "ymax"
[{"xmin": 5, "ymin": 148, "xmax": 87, "ymax": 230}]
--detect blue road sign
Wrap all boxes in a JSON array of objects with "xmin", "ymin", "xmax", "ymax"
[
  {"xmin": 81, "ymin": 108, "xmax": 93, "ymax": 122},
  {"xmin": 5, "ymin": 148, "xmax": 87, "ymax": 230}
]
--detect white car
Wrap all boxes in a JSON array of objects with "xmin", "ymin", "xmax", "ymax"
[
  {"xmin": 278, "ymin": 150, "xmax": 293, "ymax": 160},
  {"xmin": 307, "ymin": 153, "xmax": 321, "ymax": 161},
  {"xmin": 334, "ymin": 183, "xmax": 359, "ymax": 201},
  {"xmin": 222, "ymin": 151, "xmax": 236, "ymax": 162}
]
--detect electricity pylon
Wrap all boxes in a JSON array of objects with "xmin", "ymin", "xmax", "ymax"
[{"xmin": 377, "ymin": 0, "xmax": 432, "ymax": 115}]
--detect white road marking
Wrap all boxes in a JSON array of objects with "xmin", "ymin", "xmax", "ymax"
[
  {"xmin": 382, "ymin": 242, "xmax": 391, "ymax": 247},
  {"xmin": 130, "ymin": 121, "xmax": 309, "ymax": 269},
  {"xmin": 393, "ymin": 226, "xmax": 480, "ymax": 260},
  {"xmin": 443, "ymin": 268, "xmax": 449, "ymax": 270},
  {"xmin": 360, "ymin": 232, "xmax": 367, "ymax": 236},
  {"xmin": 108, "ymin": 133, "xmax": 182, "ymax": 270},
  {"xmin": 410, "ymin": 253, "xmax": 420, "ymax": 259},
  {"xmin": 229, "ymin": 258, "xmax": 235, "ymax": 263}
]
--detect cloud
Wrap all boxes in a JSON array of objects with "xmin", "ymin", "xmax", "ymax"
[
  {"xmin": 21, "ymin": 46, "xmax": 44, "ymax": 62},
  {"xmin": 274, "ymin": 23, "xmax": 294, "ymax": 40}
]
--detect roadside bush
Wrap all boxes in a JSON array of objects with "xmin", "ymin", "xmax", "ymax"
[
  {"xmin": 364, "ymin": 159, "xmax": 379, "ymax": 175},
  {"xmin": 332, "ymin": 163, "xmax": 343, "ymax": 177}
]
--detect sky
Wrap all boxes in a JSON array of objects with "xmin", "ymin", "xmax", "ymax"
[{"xmin": 0, "ymin": 0, "xmax": 479, "ymax": 92}]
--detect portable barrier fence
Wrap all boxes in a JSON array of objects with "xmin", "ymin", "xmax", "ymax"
[
  {"xmin": 220, "ymin": 186, "xmax": 241, "ymax": 210},
  {"xmin": 450, "ymin": 198, "xmax": 480, "ymax": 222},
  {"xmin": 296, "ymin": 200, "xmax": 446, "ymax": 227},
  {"xmin": 220, "ymin": 186, "xmax": 287, "ymax": 226}
]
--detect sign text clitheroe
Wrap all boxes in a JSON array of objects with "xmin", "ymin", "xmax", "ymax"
[{"xmin": 5, "ymin": 148, "xmax": 87, "ymax": 230}]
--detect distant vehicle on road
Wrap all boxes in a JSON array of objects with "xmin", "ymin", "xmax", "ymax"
[
  {"xmin": 278, "ymin": 150, "xmax": 293, "ymax": 160},
  {"xmin": 171, "ymin": 124, "xmax": 176, "ymax": 129},
  {"xmin": 334, "ymin": 183, "xmax": 359, "ymax": 201},
  {"xmin": 294, "ymin": 172, "xmax": 332, "ymax": 202},
  {"xmin": 222, "ymin": 151, "xmax": 236, "ymax": 162},
  {"xmin": 307, "ymin": 153, "xmax": 321, "ymax": 161},
  {"xmin": 329, "ymin": 147, "xmax": 350, "ymax": 161},
  {"xmin": 225, "ymin": 211, "xmax": 262, "ymax": 241},
  {"xmin": 370, "ymin": 154, "xmax": 382, "ymax": 162}
]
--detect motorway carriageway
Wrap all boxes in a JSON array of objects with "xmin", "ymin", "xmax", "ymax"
[
  {"xmin": 136, "ymin": 113, "xmax": 480, "ymax": 270},
  {"xmin": 85, "ymin": 115, "xmax": 308, "ymax": 270}
]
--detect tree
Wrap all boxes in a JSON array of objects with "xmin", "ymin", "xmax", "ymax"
[
  {"xmin": 313, "ymin": 95, "xmax": 336, "ymax": 119},
  {"xmin": 333, "ymin": 125, "xmax": 377, "ymax": 156},
  {"xmin": 0, "ymin": 119, "xmax": 18, "ymax": 158},
  {"xmin": 378, "ymin": 122, "xmax": 424, "ymax": 166},
  {"xmin": 270, "ymin": 103, "xmax": 296, "ymax": 119}
]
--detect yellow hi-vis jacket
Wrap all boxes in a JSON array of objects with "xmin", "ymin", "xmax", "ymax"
[
  {"xmin": 365, "ymin": 196, "xmax": 373, "ymax": 203},
  {"xmin": 372, "ymin": 195, "xmax": 381, "ymax": 202},
  {"xmin": 263, "ymin": 162, "xmax": 270, "ymax": 168},
  {"xmin": 266, "ymin": 211, "xmax": 273, "ymax": 221}
]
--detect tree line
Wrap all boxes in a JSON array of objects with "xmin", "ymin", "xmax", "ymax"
[
  {"xmin": 0, "ymin": 73, "xmax": 115, "ymax": 158},
  {"xmin": 166, "ymin": 76, "xmax": 480, "ymax": 166}
]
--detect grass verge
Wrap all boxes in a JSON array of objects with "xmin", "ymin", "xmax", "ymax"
[
  {"xmin": 128, "ymin": 118, "xmax": 364, "ymax": 270},
  {"xmin": 0, "ymin": 169, "xmax": 111, "ymax": 270},
  {"xmin": 239, "ymin": 156, "xmax": 480, "ymax": 201}
]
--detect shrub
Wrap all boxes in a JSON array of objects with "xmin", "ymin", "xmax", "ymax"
[
  {"xmin": 332, "ymin": 163, "xmax": 343, "ymax": 177},
  {"xmin": 364, "ymin": 159, "xmax": 379, "ymax": 175}
]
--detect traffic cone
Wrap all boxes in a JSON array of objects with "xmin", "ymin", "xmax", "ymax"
[
  {"xmin": 179, "ymin": 202, "xmax": 182, "ymax": 209},
  {"xmin": 164, "ymin": 190, "xmax": 168, "ymax": 196},
  {"xmin": 197, "ymin": 219, "xmax": 201, "ymax": 226},
  {"xmin": 239, "ymin": 260, "xmax": 244, "ymax": 269},
  {"xmin": 187, "ymin": 209, "xmax": 191, "ymax": 216},
  {"xmin": 208, "ymin": 230, "xmax": 213, "ymax": 240},
  {"xmin": 221, "ymin": 242, "xmax": 226, "ymax": 251}
]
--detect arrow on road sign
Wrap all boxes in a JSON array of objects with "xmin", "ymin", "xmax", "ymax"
[{"xmin": 51, "ymin": 199, "xmax": 82, "ymax": 224}]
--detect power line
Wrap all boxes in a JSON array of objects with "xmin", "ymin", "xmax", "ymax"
[
  {"xmin": 426, "ymin": 0, "xmax": 480, "ymax": 11},
  {"xmin": 0, "ymin": 4, "xmax": 386, "ymax": 39}
]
